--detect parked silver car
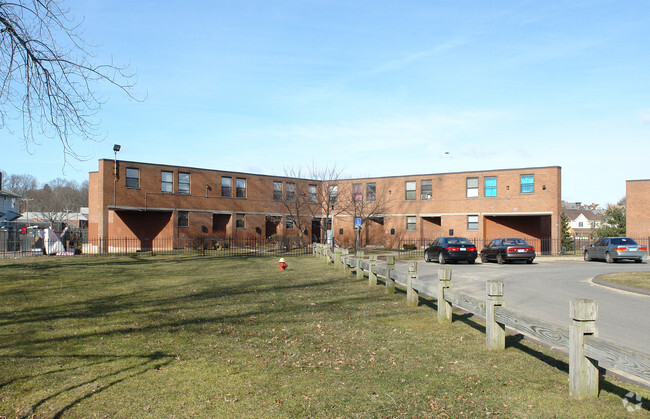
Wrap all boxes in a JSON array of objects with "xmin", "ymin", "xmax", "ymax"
[{"xmin": 584, "ymin": 237, "xmax": 647, "ymax": 263}]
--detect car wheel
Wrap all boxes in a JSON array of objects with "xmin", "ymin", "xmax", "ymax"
[
  {"xmin": 605, "ymin": 252, "xmax": 614, "ymax": 263},
  {"xmin": 634, "ymin": 259, "xmax": 642, "ymax": 263},
  {"xmin": 480, "ymin": 253, "xmax": 487, "ymax": 263},
  {"xmin": 584, "ymin": 251, "xmax": 591, "ymax": 262},
  {"xmin": 497, "ymin": 253, "xmax": 505, "ymax": 264},
  {"xmin": 438, "ymin": 252, "xmax": 446, "ymax": 264},
  {"xmin": 424, "ymin": 251, "xmax": 431, "ymax": 262},
  {"xmin": 526, "ymin": 258, "xmax": 533, "ymax": 264},
  {"xmin": 468, "ymin": 258, "xmax": 476, "ymax": 264}
]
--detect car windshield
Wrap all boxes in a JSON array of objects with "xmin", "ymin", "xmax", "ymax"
[
  {"xmin": 502, "ymin": 238, "xmax": 527, "ymax": 246},
  {"xmin": 446, "ymin": 238, "xmax": 472, "ymax": 245},
  {"xmin": 611, "ymin": 238, "xmax": 637, "ymax": 246}
]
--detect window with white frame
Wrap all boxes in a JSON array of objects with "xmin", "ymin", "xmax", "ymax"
[
  {"xmin": 308, "ymin": 184, "xmax": 317, "ymax": 203},
  {"xmin": 328, "ymin": 185, "xmax": 337, "ymax": 204},
  {"xmin": 406, "ymin": 216, "xmax": 416, "ymax": 231},
  {"xmin": 405, "ymin": 181, "xmax": 416, "ymax": 200},
  {"xmin": 467, "ymin": 215, "xmax": 479, "ymax": 230},
  {"xmin": 484, "ymin": 176, "xmax": 496, "ymax": 197},
  {"xmin": 161, "ymin": 171, "xmax": 173, "ymax": 193},
  {"xmin": 178, "ymin": 210, "xmax": 189, "ymax": 227},
  {"xmin": 286, "ymin": 182, "xmax": 295, "ymax": 201},
  {"xmin": 421, "ymin": 180, "xmax": 432, "ymax": 200},
  {"xmin": 126, "ymin": 168, "xmax": 139, "ymax": 189},
  {"xmin": 366, "ymin": 183, "xmax": 376, "ymax": 202},
  {"xmin": 236, "ymin": 213, "xmax": 245, "ymax": 228},
  {"xmin": 221, "ymin": 177, "xmax": 231, "ymax": 197},
  {"xmin": 353, "ymin": 183, "xmax": 362, "ymax": 201},
  {"xmin": 285, "ymin": 217, "xmax": 294, "ymax": 230},
  {"xmin": 273, "ymin": 181, "xmax": 282, "ymax": 200},
  {"xmin": 179, "ymin": 172, "xmax": 190, "ymax": 194},
  {"xmin": 236, "ymin": 178, "xmax": 246, "ymax": 198},
  {"xmin": 466, "ymin": 177, "xmax": 479, "ymax": 198},
  {"xmin": 521, "ymin": 174, "xmax": 534, "ymax": 194}
]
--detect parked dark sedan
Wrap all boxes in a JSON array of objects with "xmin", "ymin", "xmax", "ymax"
[
  {"xmin": 424, "ymin": 237, "xmax": 478, "ymax": 264},
  {"xmin": 480, "ymin": 238, "xmax": 535, "ymax": 264},
  {"xmin": 584, "ymin": 237, "xmax": 647, "ymax": 263}
]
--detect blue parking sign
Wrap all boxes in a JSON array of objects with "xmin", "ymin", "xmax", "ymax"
[{"xmin": 355, "ymin": 218, "xmax": 362, "ymax": 227}]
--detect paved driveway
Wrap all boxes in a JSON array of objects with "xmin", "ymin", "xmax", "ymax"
[{"xmin": 395, "ymin": 258, "xmax": 650, "ymax": 354}]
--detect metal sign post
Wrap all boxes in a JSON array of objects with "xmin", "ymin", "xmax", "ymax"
[{"xmin": 354, "ymin": 218, "xmax": 362, "ymax": 256}]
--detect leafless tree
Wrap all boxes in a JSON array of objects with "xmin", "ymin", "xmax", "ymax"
[
  {"xmin": 268, "ymin": 167, "xmax": 318, "ymax": 245},
  {"xmin": 27, "ymin": 177, "xmax": 87, "ymax": 223},
  {"xmin": 306, "ymin": 163, "xmax": 351, "ymax": 244},
  {"xmin": 1, "ymin": 0, "xmax": 137, "ymax": 164},
  {"xmin": 1, "ymin": 172, "xmax": 38, "ymax": 195},
  {"xmin": 343, "ymin": 180, "xmax": 392, "ymax": 247}
]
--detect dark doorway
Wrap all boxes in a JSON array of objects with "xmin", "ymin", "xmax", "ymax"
[
  {"xmin": 265, "ymin": 216, "xmax": 280, "ymax": 238},
  {"xmin": 311, "ymin": 219, "xmax": 321, "ymax": 243},
  {"xmin": 212, "ymin": 214, "xmax": 231, "ymax": 236}
]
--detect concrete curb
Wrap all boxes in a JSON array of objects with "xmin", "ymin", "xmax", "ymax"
[{"xmin": 592, "ymin": 276, "xmax": 650, "ymax": 296}]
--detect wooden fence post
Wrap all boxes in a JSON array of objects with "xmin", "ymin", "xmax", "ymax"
[
  {"xmin": 569, "ymin": 299, "xmax": 599, "ymax": 400},
  {"xmin": 368, "ymin": 255, "xmax": 378, "ymax": 286},
  {"xmin": 356, "ymin": 257, "xmax": 364, "ymax": 280},
  {"xmin": 385, "ymin": 255, "xmax": 396, "ymax": 293},
  {"xmin": 406, "ymin": 261, "xmax": 419, "ymax": 306},
  {"xmin": 334, "ymin": 248, "xmax": 342, "ymax": 269},
  {"xmin": 343, "ymin": 249, "xmax": 350, "ymax": 275},
  {"xmin": 437, "ymin": 268, "xmax": 452, "ymax": 323},
  {"xmin": 486, "ymin": 280, "xmax": 505, "ymax": 350}
]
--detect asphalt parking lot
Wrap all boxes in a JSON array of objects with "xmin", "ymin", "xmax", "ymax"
[{"xmin": 395, "ymin": 257, "xmax": 650, "ymax": 354}]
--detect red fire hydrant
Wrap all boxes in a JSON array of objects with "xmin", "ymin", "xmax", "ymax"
[{"xmin": 279, "ymin": 258, "xmax": 288, "ymax": 271}]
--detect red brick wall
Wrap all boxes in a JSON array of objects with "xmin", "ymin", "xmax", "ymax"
[
  {"xmin": 88, "ymin": 160, "xmax": 562, "ymax": 252},
  {"xmin": 626, "ymin": 180, "xmax": 650, "ymax": 239}
]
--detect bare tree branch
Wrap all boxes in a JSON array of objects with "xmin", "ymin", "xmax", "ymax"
[{"xmin": 1, "ymin": 0, "xmax": 139, "ymax": 167}]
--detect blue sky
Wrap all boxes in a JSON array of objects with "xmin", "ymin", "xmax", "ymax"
[{"xmin": 2, "ymin": 0, "xmax": 648, "ymax": 205}]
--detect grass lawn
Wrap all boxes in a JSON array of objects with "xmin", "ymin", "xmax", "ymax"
[
  {"xmin": 597, "ymin": 271, "xmax": 650, "ymax": 290},
  {"xmin": 1, "ymin": 255, "xmax": 648, "ymax": 417}
]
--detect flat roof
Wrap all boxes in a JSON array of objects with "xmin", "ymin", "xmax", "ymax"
[{"xmin": 97, "ymin": 159, "xmax": 560, "ymax": 182}]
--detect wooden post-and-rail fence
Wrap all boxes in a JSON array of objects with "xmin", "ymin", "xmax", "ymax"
[{"xmin": 313, "ymin": 243, "xmax": 650, "ymax": 399}]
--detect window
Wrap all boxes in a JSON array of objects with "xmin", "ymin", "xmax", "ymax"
[
  {"xmin": 467, "ymin": 215, "xmax": 479, "ymax": 230},
  {"xmin": 466, "ymin": 177, "xmax": 479, "ymax": 198},
  {"xmin": 366, "ymin": 183, "xmax": 376, "ymax": 202},
  {"xmin": 405, "ymin": 181, "xmax": 416, "ymax": 200},
  {"xmin": 161, "ymin": 171, "xmax": 173, "ymax": 193},
  {"xmin": 421, "ymin": 180, "xmax": 432, "ymax": 200},
  {"xmin": 273, "ymin": 182, "xmax": 282, "ymax": 200},
  {"xmin": 286, "ymin": 182, "xmax": 295, "ymax": 201},
  {"xmin": 328, "ymin": 185, "xmax": 337, "ymax": 204},
  {"xmin": 126, "ymin": 168, "xmax": 139, "ymax": 189},
  {"xmin": 521, "ymin": 175, "xmax": 534, "ymax": 194},
  {"xmin": 236, "ymin": 213, "xmax": 245, "ymax": 228},
  {"xmin": 484, "ymin": 177, "xmax": 496, "ymax": 197},
  {"xmin": 221, "ymin": 177, "xmax": 231, "ymax": 197},
  {"xmin": 308, "ymin": 184, "xmax": 317, "ymax": 203},
  {"xmin": 578, "ymin": 222, "xmax": 583, "ymax": 227},
  {"xmin": 285, "ymin": 217, "xmax": 294, "ymax": 230},
  {"xmin": 179, "ymin": 172, "xmax": 190, "ymax": 194},
  {"xmin": 406, "ymin": 216, "xmax": 416, "ymax": 231},
  {"xmin": 353, "ymin": 183, "xmax": 363, "ymax": 201},
  {"xmin": 236, "ymin": 178, "xmax": 246, "ymax": 198},
  {"xmin": 178, "ymin": 210, "xmax": 189, "ymax": 227}
]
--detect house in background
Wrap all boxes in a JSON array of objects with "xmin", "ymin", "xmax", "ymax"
[
  {"xmin": 0, "ymin": 185, "xmax": 21, "ymax": 224},
  {"xmin": 563, "ymin": 208, "xmax": 603, "ymax": 239}
]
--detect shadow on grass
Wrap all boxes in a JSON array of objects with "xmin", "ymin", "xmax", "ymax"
[
  {"xmin": 373, "ymin": 275, "xmax": 648, "ymax": 408},
  {"xmin": 2, "ymin": 352, "xmax": 174, "ymax": 418}
]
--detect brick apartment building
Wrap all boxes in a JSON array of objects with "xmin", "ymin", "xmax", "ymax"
[
  {"xmin": 88, "ymin": 160, "xmax": 562, "ymax": 253},
  {"xmin": 626, "ymin": 180, "xmax": 650, "ymax": 240}
]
